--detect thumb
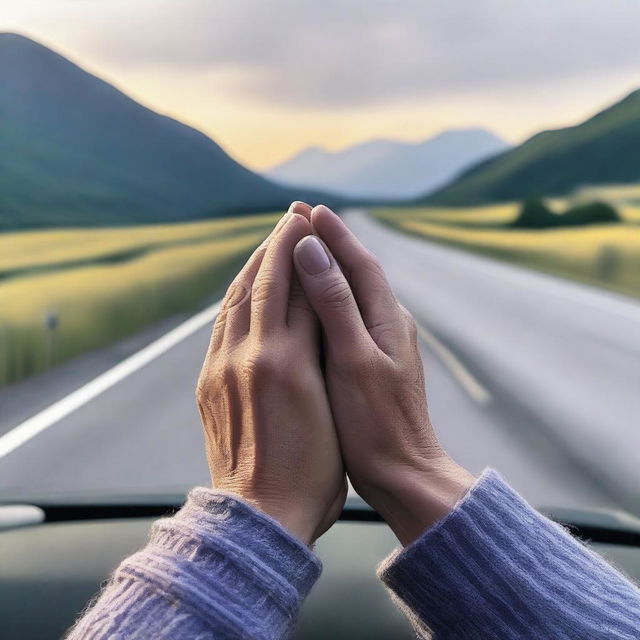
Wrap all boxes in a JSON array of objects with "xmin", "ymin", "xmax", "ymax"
[{"xmin": 293, "ymin": 235, "xmax": 372, "ymax": 355}]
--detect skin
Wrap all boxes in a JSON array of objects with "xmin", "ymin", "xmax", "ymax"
[
  {"xmin": 293, "ymin": 204, "xmax": 475, "ymax": 545},
  {"xmin": 197, "ymin": 201, "xmax": 474, "ymax": 547},
  {"xmin": 197, "ymin": 203, "xmax": 347, "ymax": 545}
]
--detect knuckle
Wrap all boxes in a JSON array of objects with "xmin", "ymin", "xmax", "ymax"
[
  {"xmin": 404, "ymin": 312, "xmax": 418, "ymax": 339},
  {"xmin": 196, "ymin": 352, "xmax": 213, "ymax": 398},
  {"xmin": 360, "ymin": 250, "xmax": 385, "ymax": 277},
  {"xmin": 319, "ymin": 279, "xmax": 353, "ymax": 309},
  {"xmin": 196, "ymin": 356, "xmax": 237, "ymax": 404},
  {"xmin": 211, "ymin": 310, "xmax": 227, "ymax": 340},
  {"xmin": 242, "ymin": 351, "xmax": 280, "ymax": 381},
  {"xmin": 368, "ymin": 322, "xmax": 397, "ymax": 352},
  {"xmin": 222, "ymin": 281, "xmax": 248, "ymax": 310},
  {"xmin": 195, "ymin": 371, "xmax": 213, "ymax": 407},
  {"xmin": 362, "ymin": 249, "xmax": 382, "ymax": 270},
  {"xmin": 397, "ymin": 302, "xmax": 410, "ymax": 318},
  {"xmin": 219, "ymin": 361, "xmax": 237, "ymax": 385},
  {"xmin": 251, "ymin": 269, "xmax": 280, "ymax": 305},
  {"xmin": 195, "ymin": 377, "xmax": 207, "ymax": 404},
  {"xmin": 397, "ymin": 304, "xmax": 417, "ymax": 336},
  {"xmin": 195, "ymin": 369, "xmax": 214, "ymax": 403}
]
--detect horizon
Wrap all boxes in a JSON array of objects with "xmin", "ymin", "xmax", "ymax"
[{"xmin": 3, "ymin": 1, "xmax": 640, "ymax": 170}]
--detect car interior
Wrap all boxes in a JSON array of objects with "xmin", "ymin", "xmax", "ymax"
[{"xmin": 2, "ymin": 495, "xmax": 640, "ymax": 639}]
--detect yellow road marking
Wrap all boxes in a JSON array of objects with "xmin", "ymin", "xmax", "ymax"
[{"xmin": 415, "ymin": 321, "xmax": 492, "ymax": 406}]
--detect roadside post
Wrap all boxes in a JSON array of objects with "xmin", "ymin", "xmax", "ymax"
[
  {"xmin": 44, "ymin": 311, "xmax": 59, "ymax": 370},
  {"xmin": 597, "ymin": 245, "xmax": 619, "ymax": 283}
]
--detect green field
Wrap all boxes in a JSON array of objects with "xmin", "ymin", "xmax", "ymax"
[
  {"xmin": 0, "ymin": 213, "xmax": 279, "ymax": 387},
  {"xmin": 374, "ymin": 203, "xmax": 640, "ymax": 299}
]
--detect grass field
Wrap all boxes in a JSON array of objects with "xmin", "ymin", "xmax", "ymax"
[
  {"xmin": 0, "ymin": 213, "xmax": 279, "ymax": 387},
  {"xmin": 374, "ymin": 205, "xmax": 640, "ymax": 300},
  {"xmin": 0, "ymin": 215, "xmax": 278, "ymax": 277},
  {"xmin": 389, "ymin": 197, "xmax": 640, "ymax": 229}
]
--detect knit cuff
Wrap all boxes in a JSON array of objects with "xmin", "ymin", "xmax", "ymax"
[
  {"xmin": 378, "ymin": 469, "xmax": 640, "ymax": 639},
  {"xmin": 176, "ymin": 487, "xmax": 321, "ymax": 598},
  {"xmin": 117, "ymin": 487, "xmax": 321, "ymax": 638}
]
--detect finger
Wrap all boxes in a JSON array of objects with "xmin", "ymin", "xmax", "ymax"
[
  {"xmin": 289, "ymin": 201, "xmax": 313, "ymax": 221},
  {"xmin": 287, "ymin": 270, "xmax": 318, "ymax": 338},
  {"xmin": 311, "ymin": 205, "xmax": 400, "ymax": 350},
  {"xmin": 251, "ymin": 212, "xmax": 312, "ymax": 335},
  {"xmin": 220, "ymin": 244, "xmax": 265, "ymax": 347},
  {"xmin": 285, "ymin": 201, "xmax": 319, "ymax": 341},
  {"xmin": 211, "ymin": 207, "xmax": 297, "ymax": 351},
  {"xmin": 293, "ymin": 234, "xmax": 375, "ymax": 356}
]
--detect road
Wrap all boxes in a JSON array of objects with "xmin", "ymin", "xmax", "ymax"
[{"xmin": 0, "ymin": 210, "xmax": 639, "ymax": 514}]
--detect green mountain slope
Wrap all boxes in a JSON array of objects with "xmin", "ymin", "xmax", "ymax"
[
  {"xmin": 425, "ymin": 89, "xmax": 640, "ymax": 205},
  {"xmin": 0, "ymin": 33, "xmax": 338, "ymax": 229}
]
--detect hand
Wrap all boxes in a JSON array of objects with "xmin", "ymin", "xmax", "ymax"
[
  {"xmin": 293, "ymin": 205, "xmax": 475, "ymax": 545},
  {"xmin": 197, "ymin": 204, "xmax": 347, "ymax": 545}
]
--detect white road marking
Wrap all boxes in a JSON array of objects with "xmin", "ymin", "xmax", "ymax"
[
  {"xmin": 0, "ymin": 301, "xmax": 222, "ymax": 461},
  {"xmin": 415, "ymin": 321, "xmax": 492, "ymax": 406}
]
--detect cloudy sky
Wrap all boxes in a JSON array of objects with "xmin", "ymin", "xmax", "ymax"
[{"xmin": 2, "ymin": 0, "xmax": 640, "ymax": 168}]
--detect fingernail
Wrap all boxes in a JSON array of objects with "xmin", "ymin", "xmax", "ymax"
[
  {"xmin": 289, "ymin": 201, "xmax": 310, "ymax": 214},
  {"xmin": 296, "ymin": 236, "xmax": 330, "ymax": 275},
  {"xmin": 311, "ymin": 204, "xmax": 336, "ymax": 217}
]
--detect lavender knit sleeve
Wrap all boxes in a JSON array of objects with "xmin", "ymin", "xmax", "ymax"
[
  {"xmin": 67, "ymin": 487, "xmax": 321, "ymax": 640},
  {"xmin": 379, "ymin": 469, "xmax": 640, "ymax": 639}
]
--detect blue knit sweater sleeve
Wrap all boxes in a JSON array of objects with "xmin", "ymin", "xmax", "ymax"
[
  {"xmin": 67, "ymin": 487, "xmax": 321, "ymax": 640},
  {"xmin": 379, "ymin": 469, "xmax": 640, "ymax": 639}
]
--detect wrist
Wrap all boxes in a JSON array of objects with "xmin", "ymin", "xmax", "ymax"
[
  {"xmin": 240, "ymin": 498, "xmax": 315, "ymax": 546},
  {"xmin": 271, "ymin": 509, "xmax": 316, "ymax": 546},
  {"xmin": 363, "ymin": 457, "xmax": 475, "ymax": 546}
]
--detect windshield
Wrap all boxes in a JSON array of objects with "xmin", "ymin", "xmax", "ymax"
[{"xmin": 0, "ymin": 2, "xmax": 638, "ymax": 517}]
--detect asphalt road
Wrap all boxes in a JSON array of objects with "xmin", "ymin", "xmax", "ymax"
[{"xmin": 0, "ymin": 211, "xmax": 639, "ymax": 515}]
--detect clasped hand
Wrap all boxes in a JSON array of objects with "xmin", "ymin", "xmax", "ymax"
[{"xmin": 197, "ymin": 203, "xmax": 474, "ymax": 546}]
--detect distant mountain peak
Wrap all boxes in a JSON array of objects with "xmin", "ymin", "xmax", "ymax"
[
  {"xmin": 0, "ymin": 31, "xmax": 65, "ymax": 60},
  {"xmin": 264, "ymin": 128, "xmax": 509, "ymax": 200},
  {"xmin": 0, "ymin": 31, "xmax": 32, "ymax": 41},
  {"xmin": 426, "ymin": 88, "xmax": 640, "ymax": 205}
]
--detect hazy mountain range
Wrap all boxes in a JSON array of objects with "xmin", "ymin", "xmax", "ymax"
[
  {"xmin": 0, "ymin": 33, "xmax": 340, "ymax": 230},
  {"xmin": 264, "ymin": 129, "xmax": 509, "ymax": 199},
  {"xmin": 2, "ymin": 32, "xmax": 640, "ymax": 230},
  {"xmin": 426, "ymin": 89, "xmax": 640, "ymax": 205}
]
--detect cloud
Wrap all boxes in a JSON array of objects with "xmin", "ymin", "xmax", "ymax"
[{"xmin": 17, "ymin": 0, "xmax": 640, "ymax": 108}]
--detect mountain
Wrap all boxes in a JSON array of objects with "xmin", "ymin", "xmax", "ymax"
[
  {"xmin": 0, "ymin": 33, "xmax": 338, "ymax": 229},
  {"xmin": 426, "ymin": 89, "xmax": 640, "ymax": 205},
  {"xmin": 263, "ymin": 129, "xmax": 509, "ymax": 200}
]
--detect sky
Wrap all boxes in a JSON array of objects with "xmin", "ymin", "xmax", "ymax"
[{"xmin": 2, "ymin": 0, "xmax": 640, "ymax": 170}]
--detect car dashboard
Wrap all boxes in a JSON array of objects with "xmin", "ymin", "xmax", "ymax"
[{"xmin": 1, "ymin": 501, "xmax": 640, "ymax": 640}]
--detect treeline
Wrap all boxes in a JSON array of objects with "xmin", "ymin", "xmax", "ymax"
[{"xmin": 511, "ymin": 199, "xmax": 621, "ymax": 229}]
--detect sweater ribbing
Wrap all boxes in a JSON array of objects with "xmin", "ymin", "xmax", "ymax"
[
  {"xmin": 378, "ymin": 469, "xmax": 640, "ymax": 639},
  {"xmin": 67, "ymin": 488, "xmax": 321, "ymax": 639}
]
